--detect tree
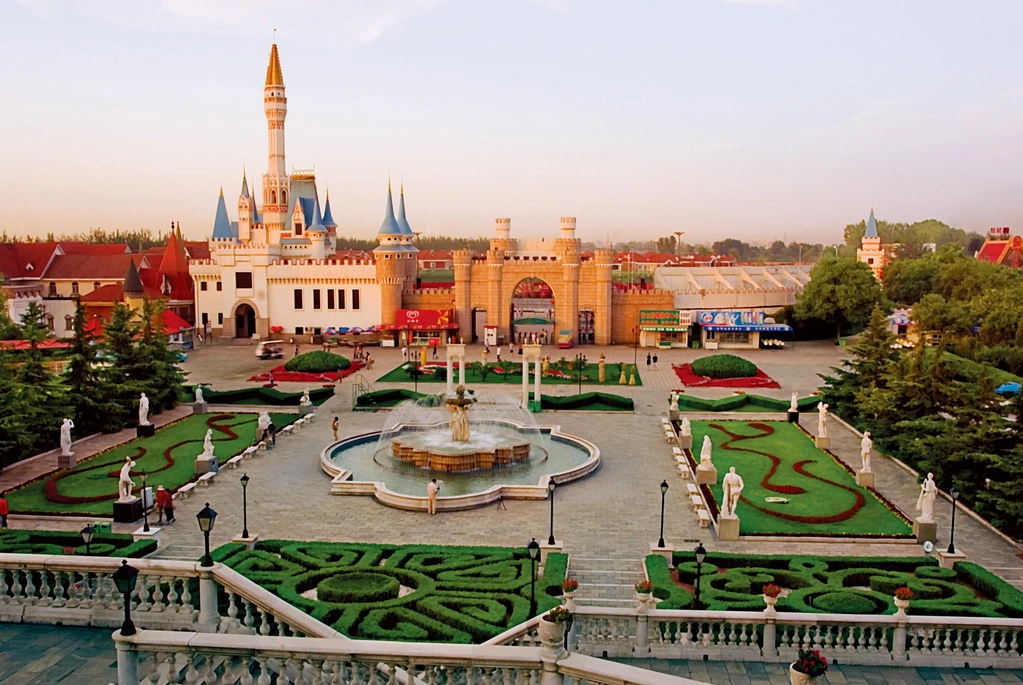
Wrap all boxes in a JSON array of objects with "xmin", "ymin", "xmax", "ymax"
[
  {"xmin": 11, "ymin": 302, "xmax": 68, "ymax": 457},
  {"xmin": 100, "ymin": 303, "xmax": 147, "ymax": 429},
  {"xmin": 138, "ymin": 299, "xmax": 185, "ymax": 413},
  {"xmin": 795, "ymin": 257, "xmax": 887, "ymax": 337},
  {"xmin": 0, "ymin": 278, "xmax": 22, "ymax": 340},
  {"xmin": 63, "ymin": 302, "xmax": 116, "ymax": 434},
  {"xmin": 911, "ymin": 294, "xmax": 973, "ymax": 340}
]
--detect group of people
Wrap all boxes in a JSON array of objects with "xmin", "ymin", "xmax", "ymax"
[{"xmin": 645, "ymin": 352, "xmax": 659, "ymax": 368}]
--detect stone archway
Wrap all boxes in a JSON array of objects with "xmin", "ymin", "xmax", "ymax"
[
  {"xmin": 234, "ymin": 302, "xmax": 257, "ymax": 339},
  {"xmin": 510, "ymin": 278, "xmax": 555, "ymax": 345}
]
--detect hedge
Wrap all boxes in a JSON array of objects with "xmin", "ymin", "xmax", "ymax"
[
  {"xmin": 214, "ymin": 540, "xmax": 567, "ymax": 643},
  {"xmin": 690, "ymin": 354, "xmax": 758, "ymax": 379},
  {"xmin": 676, "ymin": 394, "xmax": 822, "ymax": 413},
  {"xmin": 185, "ymin": 385, "xmax": 335, "ymax": 406},
  {"xmin": 284, "ymin": 351, "xmax": 351, "ymax": 373},
  {"xmin": 355, "ymin": 389, "xmax": 430, "ymax": 409},
  {"xmin": 651, "ymin": 551, "xmax": 1023, "ymax": 618},
  {"xmin": 0, "ymin": 529, "xmax": 157, "ymax": 558},
  {"xmin": 534, "ymin": 392, "xmax": 634, "ymax": 411}
]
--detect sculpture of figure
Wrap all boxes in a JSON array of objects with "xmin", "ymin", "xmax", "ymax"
[
  {"xmin": 299, "ymin": 389, "xmax": 312, "ymax": 407},
  {"xmin": 201, "ymin": 429, "xmax": 215, "ymax": 457},
  {"xmin": 138, "ymin": 393, "xmax": 150, "ymax": 426},
  {"xmin": 680, "ymin": 417, "xmax": 692, "ymax": 437},
  {"xmin": 698, "ymin": 435, "xmax": 714, "ymax": 470},
  {"xmin": 860, "ymin": 431, "xmax": 873, "ymax": 472},
  {"xmin": 446, "ymin": 385, "xmax": 473, "ymax": 442},
  {"xmin": 454, "ymin": 405, "xmax": 470, "ymax": 442},
  {"xmin": 195, "ymin": 386, "xmax": 204, "ymax": 404},
  {"xmin": 669, "ymin": 391, "xmax": 679, "ymax": 412},
  {"xmin": 420, "ymin": 346, "xmax": 427, "ymax": 366},
  {"xmin": 60, "ymin": 418, "xmax": 74, "ymax": 456},
  {"xmin": 257, "ymin": 412, "xmax": 272, "ymax": 433},
  {"xmin": 542, "ymin": 356, "xmax": 550, "ymax": 376},
  {"xmin": 789, "ymin": 392, "xmax": 798, "ymax": 412},
  {"xmin": 598, "ymin": 354, "xmax": 606, "ymax": 383},
  {"xmin": 117, "ymin": 457, "xmax": 137, "ymax": 502},
  {"xmin": 817, "ymin": 402, "xmax": 829, "ymax": 438},
  {"xmin": 917, "ymin": 472, "xmax": 938, "ymax": 523},
  {"xmin": 721, "ymin": 467, "xmax": 744, "ymax": 517}
]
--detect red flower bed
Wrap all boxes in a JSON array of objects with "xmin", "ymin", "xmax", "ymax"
[
  {"xmin": 248, "ymin": 361, "xmax": 364, "ymax": 383},
  {"xmin": 673, "ymin": 364, "xmax": 779, "ymax": 388}
]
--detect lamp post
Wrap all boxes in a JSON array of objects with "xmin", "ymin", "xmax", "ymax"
[
  {"xmin": 527, "ymin": 538, "xmax": 540, "ymax": 615},
  {"xmin": 633, "ymin": 326, "xmax": 639, "ymax": 367},
  {"xmin": 694, "ymin": 543, "xmax": 707, "ymax": 609},
  {"xmin": 80, "ymin": 524, "xmax": 95, "ymax": 556},
  {"xmin": 947, "ymin": 487, "xmax": 960, "ymax": 554},
  {"xmin": 658, "ymin": 480, "xmax": 669, "ymax": 548},
  {"xmin": 196, "ymin": 502, "xmax": 217, "ymax": 567},
  {"xmin": 547, "ymin": 480, "xmax": 557, "ymax": 545},
  {"xmin": 140, "ymin": 471, "xmax": 150, "ymax": 532},
  {"xmin": 576, "ymin": 353, "xmax": 583, "ymax": 395},
  {"xmin": 674, "ymin": 231, "xmax": 685, "ymax": 260},
  {"xmin": 240, "ymin": 474, "xmax": 250, "ymax": 539},
  {"xmin": 112, "ymin": 560, "xmax": 139, "ymax": 636}
]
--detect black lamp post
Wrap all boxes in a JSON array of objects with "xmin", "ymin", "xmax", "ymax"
[
  {"xmin": 527, "ymin": 538, "xmax": 540, "ymax": 615},
  {"xmin": 240, "ymin": 474, "xmax": 250, "ymax": 539},
  {"xmin": 80, "ymin": 524, "xmax": 95, "ymax": 556},
  {"xmin": 633, "ymin": 326, "xmax": 639, "ymax": 367},
  {"xmin": 112, "ymin": 559, "xmax": 139, "ymax": 636},
  {"xmin": 140, "ymin": 471, "xmax": 150, "ymax": 532},
  {"xmin": 196, "ymin": 502, "xmax": 217, "ymax": 567},
  {"xmin": 658, "ymin": 480, "xmax": 669, "ymax": 548},
  {"xmin": 576, "ymin": 353, "xmax": 583, "ymax": 395},
  {"xmin": 947, "ymin": 486, "xmax": 960, "ymax": 555},
  {"xmin": 694, "ymin": 543, "xmax": 707, "ymax": 609},
  {"xmin": 547, "ymin": 480, "xmax": 557, "ymax": 545}
]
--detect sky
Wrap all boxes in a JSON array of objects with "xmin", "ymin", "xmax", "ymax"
[{"xmin": 2, "ymin": 0, "xmax": 1023, "ymax": 244}]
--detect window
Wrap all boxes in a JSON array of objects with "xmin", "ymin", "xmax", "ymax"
[
  {"xmin": 45, "ymin": 314, "xmax": 54, "ymax": 331},
  {"xmin": 217, "ymin": 313, "xmax": 224, "ymax": 325},
  {"xmin": 48, "ymin": 282, "xmax": 56, "ymax": 296},
  {"xmin": 235, "ymin": 272, "xmax": 253, "ymax": 289},
  {"xmin": 867, "ymin": 258, "xmax": 874, "ymax": 265},
  {"xmin": 327, "ymin": 289, "xmax": 335, "ymax": 310},
  {"xmin": 295, "ymin": 326, "xmax": 304, "ymax": 335},
  {"xmin": 313, "ymin": 289, "xmax": 321, "ymax": 310},
  {"xmin": 294, "ymin": 289, "xmax": 303, "ymax": 309},
  {"xmin": 216, "ymin": 282, "xmax": 222, "ymax": 291},
  {"xmin": 93, "ymin": 282, "xmax": 101, "ymax": 291},
  {"xmin": 71, "ymin": 282, "xmax": 79, "ymax": 295},
  {"xmin": 65, "ymin": 315, "xmax": 73, "ymax": 331},
  {"xmin": 296, "ymin": 223, "xmax": 303, "ymax": 237},
  {"xmin": 281, "ymin": 190, "xmax": 287, "ymax": 205},
  {"xmin": 201, "ymin": 313, "xmax": 209, "ymax": 325},
  {"xmin": 338, "ymin": 289, "xmax": 346, "ymax": 310},
  {"xmin": 352, "ymin": 289, "xmax": 361, "ymax": 310},
  {"xmin": 200, "ymin": 281, "xmax": 208, "ymax": 291}
]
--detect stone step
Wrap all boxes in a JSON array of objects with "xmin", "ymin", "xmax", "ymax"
[{"xmin": 146, "ymin": 544, "xmax": 205, "ymax": 561}]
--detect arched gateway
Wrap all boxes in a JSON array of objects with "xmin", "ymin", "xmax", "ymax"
[
  {"xmin": 510, "ymin": 278, "xmax": 555, "ymax": 345},
  {"xmin": 234, "ymin": 303, "xmax": 257, "ymax": 338}
]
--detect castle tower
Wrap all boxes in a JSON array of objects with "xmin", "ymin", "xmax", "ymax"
[
  {"xmin": 306, "ymin": 201, "xmax": 328, "ymax": 260},
  {"xmin": 593, "ymin": 247, "xmax": 613, "ymax": 345},
  {"xmin": 374, "ymin": 181, "xmax": 407, "ymax": 326},
  {"xmin": 856, "ymin": 209, "xmax": 888, "ymax": 280},
  {"xmin": 556, "ymin": 217, "xmax": 580, "ymax": 345},
  {"xmin": 491, "ymin": 218, "xmax": 516, "ymax": 253},
  {"xmin": 453, "ymin": 249, "xmax": 474, "ymax": 342},
  {"xmin": 237, "ymin": 171, "xmax": 252, "ymax": 242},
  {"xmin": 122, "ymin": 260, "xmax": 145, "ymax": 313},
  {"xmin": 261, "ymin": 42, "xmax": 290, "ymax": 242},
  {"xmin": 211, "ymin": 188, "xmax": 235, "ymax": 241},
  {"xmin": 396, "ymin": 185, "xmax": 420, "ymax": 292}
]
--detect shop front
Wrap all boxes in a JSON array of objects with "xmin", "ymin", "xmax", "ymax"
[
  {"xmin": 698, "ymin": 310, "xmax": 792, "ymax": 350},
  {"xmin": 639, "ymin": 309, "xmax": 691, "ymax": 348},
  {"xmin": 389, "ymin": 309, "xmax": 459, "ymax": 347}
]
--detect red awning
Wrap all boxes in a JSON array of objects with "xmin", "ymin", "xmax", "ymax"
[{"xmin": 0, "ymin": 338, "xmax": 71, "ymax": 351}]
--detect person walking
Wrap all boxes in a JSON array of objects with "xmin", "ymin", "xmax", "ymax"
[
  {"xmin": 652, "ymin": 354, "xmax": 659, "ymax": 368},
  {"xmin": 332, "ymin": 416, "xmax": 340, "ymax": 441},
  {"xmin": 156, "ymin": 485, "xmax": 175, "ymax": 523},
  {"xmin": 426, "ymin": 478, "xmax": 441, "ymax": 515},
  {"xmin": 0, "ymin": 493, "xmax": 8, "ymax": 528},
  {"xmin": 646, "ymin": 352, "xmax": 652, "ymax": 368},
  {"xmin": 401, "ymin": 345, "xmax": 408, "ymax": 361},
  {"xmin": 496, "ymin": 346, "xmax": 502, "ymax": 363},
  {"xmin": 336, "ymin": 362, "xmax": 345, "ymax": 383},
  {"xmin": 294, "ymin": 344, "xmax": 300, "ymax": 358}
]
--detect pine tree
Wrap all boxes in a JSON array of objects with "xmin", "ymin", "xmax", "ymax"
[
  {"xmin": 100, "ymin": 303, "xmax": 146, "ymax": 429},
  {"xmin": 63, "ymin": 302, "xmax": 115, "ymax": 434},
  {"xmin": 138, "ymin": 299, "xmax": 184, "ymax": 412},
  {"xmin": 12, "ymin": 301, "xmax": 68, "ymax": 455}
]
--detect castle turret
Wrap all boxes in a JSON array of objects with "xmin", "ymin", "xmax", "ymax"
[
  {"xmin": 122, "ymin": 260, "xmax": 145, "ymax": 312},
  {"xmin": 491, "ymin": 217, "xmax": 516, "ymax": 253},
  {"xmin": 374, "ymin": 181, "xmax": 408, "ymax": 326},
  {"xmin": 555, "ymin": 216, "xmax": 580, "ymax": 345},
  {"xmin": 261, "ymin": 42, "xmax": 290, "ymax": 241},
  {"xmin": 306, "ymin": 201, "xmax": 328, "ymax": 260},
  {"xmin": 396, "ymin": 185, "xmax": 419, "ymax": 291},
  {"xmin": 856, "ymin": 208, "xmax": 888, "ymax": 280},
  {"xmin": 237, "ymin": 171, "xmax": 252, "ymax": 241},
  {"xmin": 453, "ymin": 249, "xmax": 474, "ymax": 342},
  {"xmin": 211, "ymin": 188, "xmax": 235, "ymax": 241},
  {"xmin": 593, "ymin": 247, "xmax": 613, "ymax": 345}
]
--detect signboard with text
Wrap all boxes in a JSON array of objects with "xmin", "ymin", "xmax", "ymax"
[
  {"xmin": 639, "ymin": 310, "xmax": 691, "ymax": 327},
  {"xmin": 698, "ymin": 310, "xmax": 765, "ymax": 326}
]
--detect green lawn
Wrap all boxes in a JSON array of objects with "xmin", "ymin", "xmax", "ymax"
[
  {"xmin": 6, "ymin": 412, "xmax": 297, "ymax": 516},
  {"xmin": 678, "ymin": 394, "xmax": 821, "ymax": 413},
  {"xmin": 377, "ymin": 361, "xmax": 642, "ymax": 386},
  {"xmin": 692, "ymin": 420, "xmax": 912, "ymax": 537}
]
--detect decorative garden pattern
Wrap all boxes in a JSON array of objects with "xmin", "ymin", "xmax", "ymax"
[
  {"xmin": 214, "ymin": 540, "xmax": 568, "ymax": 643},
  {"xmin": 691, "ymin": 420, "xmax": 912, "ymax": 537},
  {"xmin": 646, "ymin": 552, "xmax": 1023, "ymax": 618},
  {"xmin": 0, "ymin": 529, "xmax": 156, "ymax": 558}
]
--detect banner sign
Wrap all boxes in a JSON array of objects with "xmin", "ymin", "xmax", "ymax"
[
  {"xmin": 639, "ymin": 310, "xmax": 691, "ymax": 327},
  {"xmin": 698, "ymin": 310, "xmax": 766, "ymax": 326}
]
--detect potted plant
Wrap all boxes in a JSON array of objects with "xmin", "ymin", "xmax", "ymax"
[
  {"xmin": 634, "ymin": 580, "xmax": 655, "ymax": 612},
  {"xmin": 789, "ymin": 647, "xmax": 828, "ymax": 685},
  {"xmin": 894, "ymin": 587, "xmax": 914, "ymax": 616},
  {"xmin": 762, "ymin": 583, "xmax": 782, "ymax": 615},
  {"xmin": 538, "ymin": 605, "xmax": 572, "ymax": 657},
  {"xmin": 562, "ymin": 579, "xmax": 579, "ymax": 610}
]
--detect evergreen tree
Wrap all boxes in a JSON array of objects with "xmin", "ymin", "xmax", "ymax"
[
  {"xmin": 11, "ymin": 301, "xmax": 68, "ymax": 456},
  {"xmin": 138, "ymin": 298, "xmax": 184, "ymax": 412},
  {"xmin": 100, "ymin": 303, "xmax": 147, "ymax": 429},
  {"xmin": 63, "ymin": 302, "xmax": 116, "ymax": 434}
]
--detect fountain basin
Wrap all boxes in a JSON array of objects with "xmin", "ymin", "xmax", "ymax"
[{"xmin": 390, "ymin": 430, "xmax": 531, "ymax": 472}]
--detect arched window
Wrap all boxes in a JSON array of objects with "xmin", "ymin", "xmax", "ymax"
[
  {"xmin": 48, "ymin": 282, "xmax": 57, "ymax": 296},
  {"xmin": 93, "ymin": 281, "xmax": 101, "ymax": 291},
  {"xmin": 45, "ymin": 314, "xmax": 54, "ymax": 331},
  {"xmin": 281, "ymin": 190, "xmax": 287, "ymax": 205},
  {"xmin": 71, "ymin": 282, "xmax": 79, "ymax": 295},
  {"xmin": 270, "ymin": 190, "xmax": 277, "ymax": 205},
  {"xmin": 65, "ymin": 315, "xmax": 73, "ymax": 331}
]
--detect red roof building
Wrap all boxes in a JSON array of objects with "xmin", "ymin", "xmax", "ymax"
[{"xmin": 976, "ymin": 227, "xmax": 1023, "ymax": 268}]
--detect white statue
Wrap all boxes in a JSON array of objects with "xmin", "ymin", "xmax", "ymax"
[
  {"xmin": 698, "ymin": 435, "xmax": 714, "ymax": 470},
  {"xmin": 138, "ymin": 393, "xmax": 150, "ymax": 426},
  {"xmin": 789, "ymin": 392, "xmax": 798, "ymax": 412},
  {"xmin": 194, "ymin": 386, "xmax": 204, "ymax": 404},
  {"xmin": 299, "ymin": 389, "xmax": 312, "ymax": 407},
  {"xmin": 817, "ymin": 402, "xmax": 829, "ymax": 438},
  {"xmin": 201, "ymin": 429, "xmax": 215, "ymax": 457},
  {"xmin": 669, "ymin": 391, "xmax": 679, "ymax": 413},
  {"xmin": 721, "ymin": 467, "xmax": 744, "ymax": 517},
  {"xmin": 117, "ymin": 457, "xmax": 137, "ymax": 502},
  {"xmin": 258, "ymin": 411, "xmax": 272, "ymax": 433},
  {"xmin": 680, "ymin": 417, "xmax": 692, "ymax": 437},
  {"xmin": 60, "ymin": 418, "xmax": 74, "ymax": 456},
  {"xmin": 449, "ymin": 404, "xmax": 471, "ymax": 442},
  {"xmin": 917, "ymin": 472, "xmax": 938, "ymax": 523},
  {"xmin": 860, "ymin": 431, "xmax": 873, "ymax": 472}
]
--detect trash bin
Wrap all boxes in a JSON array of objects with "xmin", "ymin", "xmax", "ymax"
[
  {"xmin": 838, "ymin": 337, "xmax": 847, "ymax": 346},
  {"xmin": 691, "ymin": 340, "xmax": 701, "ymax": 349},
  {"xmin": 92, "ymin": 522, "xmax": 112, "ymax": 535}
]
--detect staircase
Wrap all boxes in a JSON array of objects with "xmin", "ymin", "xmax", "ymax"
[
  {"xmin": 350, "ymin": 374, "xmax": 375, "ymax": 409},
  {"xmin": 568, "ymin": 556, "xmax": 645, "ymax": 607}
]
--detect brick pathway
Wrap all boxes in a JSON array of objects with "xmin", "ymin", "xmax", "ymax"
[{"xmin": 0, "ymin": 624, "xmax": 118, "ymax": 684}]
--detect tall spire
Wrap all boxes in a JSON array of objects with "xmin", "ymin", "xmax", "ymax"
[
  {"xmin": 396, "ymin": 184, "xmax": 414, "ymax": 236},
  {"xmin": 212, "ymin": 188, "xmax": 234, "ymax": 239},
  {"xmin": 322, "ymin": 191, "xmax": 337, "ymax": 228},
  {"xmin": 240, "ymin": 170, "xmax": 249, "ymax": 199},
  {"xmin": 265, "ymin": 42, "xmax": 284, "ymax": 86},
  {"xmin": 865, "ymin": 208, "xmax": 879, "ymax": 239},
  {"xmin": 123, "ymin": 260, "xmax": 144, "ymax": 295},
  {"xmin": 377, "ymin": 179, "xmax": 401, "ymax": 236}
]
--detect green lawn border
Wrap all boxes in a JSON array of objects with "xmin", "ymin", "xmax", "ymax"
[
  {"xmin": 376, "ymin": 361, "xmax": 642, "ymax": 386},
  {"xmin": 677, "ymin": 394, "xmax": 820, "ymax": 413},
  {"xmin": 0, "ymin": 529, "xmax": 156, "ymax": 558}
]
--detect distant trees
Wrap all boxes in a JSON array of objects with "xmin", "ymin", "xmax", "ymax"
[
  {"xmin": 795, "ymin": 257, "xmax": 887, "ymax": 337},
  {"xmin": 0, "ymin": 227, "xmax": 166, "ymax": 251},
  {"xmin": 842, "ymin": 217, "xmax": 980, "ymax": 255}
]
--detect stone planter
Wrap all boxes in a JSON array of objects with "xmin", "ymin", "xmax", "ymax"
[
  {"xmin": 562, "ymin": 591, "xmax": 576, "ymax": 611},
  {"xmin": 788, "ymin": 664, "xmax": 817, "ymax": 685},
  {"xmin": 537, "ymin": 617, "xmax": 567, "ymax": 658},
  {"xmin": 894, "ymin": 597, "xmax": 910, "ymax": 617},
  {"xmin": 634, "ymin": 592, "xmax": 653, "ymax": 613},
  {"xmin": 763, "ymin": 594, "xmax": 778, "ymax": 616}
]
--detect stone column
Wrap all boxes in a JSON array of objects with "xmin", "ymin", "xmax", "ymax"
[
  {"xmin": 522, "ymin": 361, "xmax": 530, "ymax": 408},
  {"xmin": 534, "ymin": 358, "xmax": 541, "ymax": 403},
  {"xmin": 197, "ymin": 568, "xmax": 220, "ymax": 632},
  {"xmin": 892, "ymin": 617, "xmax": 908, "ymax": 660},
  {"xmin": 446, "ymin": 357, "xmax": 453, "ymax": 396},
  {"xmin": 762, "ymin": 618, "xmax": 777, "ymax": 656},
  {"xmin": 636, "ymin": 613, "xmax": 649, "ymax": 652},
  {"xmin": 446, "ymin": 343, "xmax": 465, "ymax": 396},
  {"xmin": 114, "ymin": 632, "xmax": 139, "ymax": 685}
]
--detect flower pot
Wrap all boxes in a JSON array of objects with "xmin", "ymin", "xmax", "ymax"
[
  {"xmin": 537, "ymin": 617, "xmax": 567, "ymax": 657},
  {"xmin": 894, "ymin": 597, "xmax": 910, "ymax": 616},
  {"xmin": 634, "ymin": 592, "xmax": 652, "ymax": 613},
  {"xmin": 789, "ymin": 664, "xmax": 816, "ymax": 685},
  {"xmin": 562, "ymin": 591, "xmax": 576, "ymax": 611},
  {"xmin": 763, "ymin": 594, "xmax": 778, "ymax": 616}
]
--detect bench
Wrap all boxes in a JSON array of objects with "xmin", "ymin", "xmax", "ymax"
[
  {"xmin": 198, "ymin": 472, "xmax": 216, "ymax": 486},
  {"xmin": 690, "ymin": 493, "xmax": 704, "ymax": 510},
  {"xmin": 305, "ymin": 413, "xmax": 315, "ymax": 422},
  {"xmin": 242, "ymin": 446, "xmax": 258, "ymax": 458},
  {"xmin": 226, "ymin": 455, "xmax": 244, "ymax": 468},
  {"xmin": 280, "ymin": 425, "xmax": 294, "ymax": 437},
  {"xmin": 176, "ymin": 483, "xmax": 197, "ymax": 499},
  {"xmin": 664, "ymin": 429, "xmax": 675, "ymax": 444},
  {"xmin": 677, "ymin": 463, "xmax": 691, "ymax": 478},
  {"xmin": 672, "ymin": 447, "xmax": 683, "ymax": 459},
  {"xmin": 697, "ymin": 508, "xmax": 712, "ymax": 528},
  {"xmin": 687, "ymin": 483, "xmax": 700, "ymax": 496}
]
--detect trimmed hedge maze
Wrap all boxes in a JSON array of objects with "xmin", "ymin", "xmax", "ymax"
[
  {"xmin": 0, "ymin": 529, "xmax": 156, "ymax": 558},
  {"xmin": 214, "ymin": 540, "xmax": 568, "ymax": 643},
  {"xmin": 534, "ymin": 392, "xmax": 634, "ymax": 411},
  {"xmin": 645, "ymin": 552, "xmax": 1023, "ymax": 618},
  {"xmin": 677, "ymin": 394, "xmax": 820, "ymax": 413},
  {"xmin": 184, "ymin": 386, "xmax": 335, "ymax": 406}
]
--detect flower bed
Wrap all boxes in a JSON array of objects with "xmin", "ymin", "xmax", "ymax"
[
  {"xmin": 674, "ymin": 363, "xmax": 779, "ymax": 388},
  {"xmin": 248, "ymin": 361, "xmax": 364, "ymax": 384},
  {"xmin": 645, "ymin": 552, "xmax": 1023, "ymax": 618},
  {"xmin": 691, "ymin": 354, "xmax": 758, "ymax": 378},
  {"xmin": 214, "ymin": 540, "xmax": 568, "ymax": 643},
  {"xmin": 284, "ymin": 351, "xmax": 351, "ymax": 373}
]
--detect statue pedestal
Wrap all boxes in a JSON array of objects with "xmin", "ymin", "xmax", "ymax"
[
  {"xmin": 137, "ymin": 423, "xmax": 155, "ymax": 438},
  {"xmin": 913, "ymin": 519, "xmax": 937, "ymax": 544},
  {"xmin": 194, "ymin": 454, "xmax": 219, "ymax": 475},
  {"xmin": 192, "ymin": 402, "xmax": 208, "ymax": 415},
  {"xmin": 695, "ymin": 465, "xmax": 718, "ymax": 486},
  {"xmin": 299, "ymin": 405, "xmax": 314, "ymax": 416},
  {"xmin": 787, "ymin": 410, "xmax": 799, "ymax": 424},
  {"xmin": 58, "ymin": 452, "xmax": 77, "ymax": 469},
  {"xmin": 855, "ymin": 470, "xmax": 875, "ymax": 489},
  {"xmin": 540, "ymin": 540, "xmax": 563, "ymax": 566},
  {"xmin": 668, "ymin": 409, "xmax": 679, "ymax": 422},
  {"xmin": 650, "ymin": 542, "xmax": 674, "ymax": 567},
  {"xmin": 113, "ymin": 497, "xmax": 143, "ymax": 524},
  {"xmin": 938, "ymin": 550, "xmax": 967, "ymax": 569},
  {"xmin": 815, "ymin": 436, "xmax": 831, "ymax": 450},
  {"xmin": 678, "ymin": 435, "xmax": 692, "ymax": 450},
  {"xmin": 132, "ymin": 526, "xmax": 161, "ymax": 546},
  {"xmin": 232, "ymin": 533, "xmax": 260, "ymax": 550},
  {"xmin": 717, "ymin": 514, "xmax": 740, "ymax": 541}
]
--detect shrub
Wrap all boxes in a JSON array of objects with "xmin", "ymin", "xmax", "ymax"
[
  {"xmin": 538, "ymin": 392, "xmax": 634, "ymax": 411},
  {"xmin": 811, "ymin": 591, "xmax": 878, "ymax": 614},
  {"xmin": 317, "ymin": 572, "xmax": 401, "ymax": 604},
  {"xmin": 645, "ymin": 555, "xmax": 693, "ymax": 609},
  {"xmin": 691, "ymin": 354, "xmax": 758, "ymax": 379},
  {"xmin": 284, "ymin": 351, "xmax": 351, "ymax": 373},
  {"xmin": 356, "ymin": 389, "xmax": 430, "ymax": 408},
  {"xmin": 188, "ymin": 385, "xmax": 334, "ymax": 406},
  {"xmin": 0, "ymin": 529, "xmax": 155, "ymax": 558}
]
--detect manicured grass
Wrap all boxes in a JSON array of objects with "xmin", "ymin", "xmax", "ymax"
[
  {"xmin": 214, "ymin": 540, "xmax": 568, "ymax": 644},
  {"xmin": 377, "ymin": 361, "xmax": 642, "ymax": 386},
  {"xmin": 692, "ymin": 420, "xmax": 911, "ymax": 537},
  {"xmin": 678, "ymin": 394, "xmax": 821, "ymax": 413},
  {"xmin": 5, "ymin": 412, "xmax": 297, "ymax": 516},
  {"xmin": 646, "ymin": 552, "xmax": 1023, "ymax": 618},
  {"xmin": 0, "ymin": 529, "xmax": 156, "ymax": 558}
]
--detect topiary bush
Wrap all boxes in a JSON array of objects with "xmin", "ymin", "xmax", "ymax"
[
  {"xmin": 0, "ymin": 529, "xmax": 156, "ymax": 558},
  {"xmin": 284, "ymin": 351, "xmax": 351, "ymax": 373},
  {"xmin": 317, "ymin": 571, "xmax": 401, "ymax": 604},
  {"xmin": 691, "ymin": 354, "xmax": 758, "ymax": 379}
]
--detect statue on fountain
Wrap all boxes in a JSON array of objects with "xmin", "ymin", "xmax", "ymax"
[{"xmin": 447, "ymin": 385, "xmax": 475, "ymax": 442}]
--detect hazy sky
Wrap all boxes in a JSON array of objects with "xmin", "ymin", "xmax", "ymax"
[{"xmin": 3, "ymin": 0, "xmax": 1022, "ymax": 244}]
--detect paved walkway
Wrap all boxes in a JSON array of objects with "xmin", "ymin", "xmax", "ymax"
[{"xmin": 0, "ymin": 624, "xmax": 118, "ymax": 684}]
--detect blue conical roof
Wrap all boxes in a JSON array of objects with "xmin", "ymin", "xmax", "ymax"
[
  {"xmin": 397, "ymin": 184, "xmax": 414, "ymax": 236},
  {"xmin": 377, "ymin": 181, "xmax": 402, "ymax": 236},
  {"xmin": 307, "ymin": 200, "xmax": 327, "ymax": 234},
  {"xmin": 212, "ymin": 188, "xmax": 235, "ymax": 239},
  {"xmin": 240, "ymin": 171, "xmax": 249, "ymax": 199},
  {"xmin": 865, "ymin": 209, "xmax": 879, "ymax": 238},
  {"xmin": 322, "ymin": 192, "xmax": 337, "ymax": 227}
]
